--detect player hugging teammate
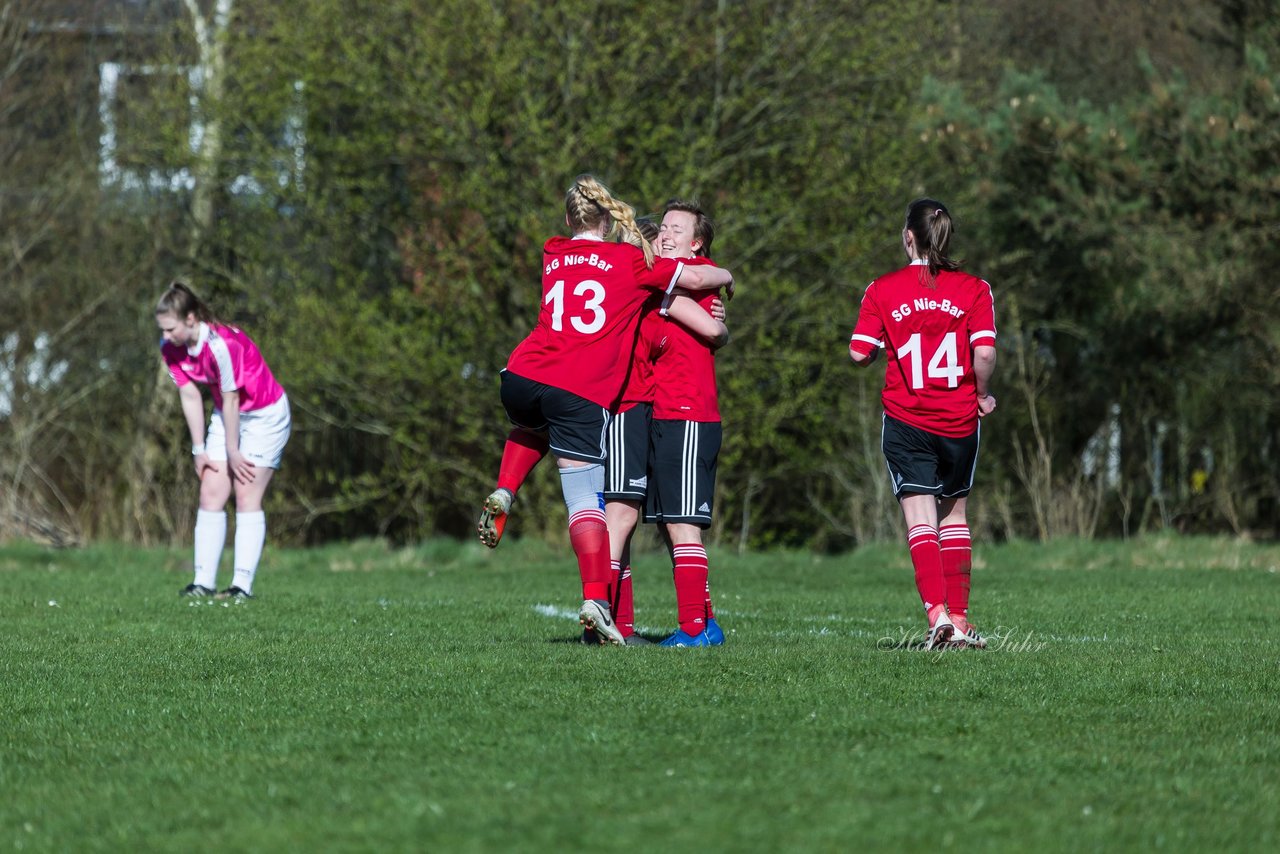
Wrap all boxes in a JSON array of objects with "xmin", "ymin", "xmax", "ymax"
[
  {"xmin": 643, "ymin": 200, "xmax": 732, "ymax": 647},
  {"xmin": 475, "ymin": 175, "xmax": 735, "ymax": 645}
]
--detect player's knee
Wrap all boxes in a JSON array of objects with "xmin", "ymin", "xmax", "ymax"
[
  {"xmin": 607, "ymin": 501, "xmax": 640, "ymax": 528},
  {"xmin": 559, "ymin": 462, "xmax": 604, "ymax": 516},
  {"xmin": 665, "ymin": 522, "xmax": 702, "ymax": 544}
]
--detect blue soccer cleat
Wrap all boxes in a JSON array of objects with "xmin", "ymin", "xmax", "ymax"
[
  {"xmin": 704, "ymin": 618, "xmax": 726, "ymax": 646},
  {"xmin": 659, "ymin": 629, "xmax": 713, "ymax": 647}
]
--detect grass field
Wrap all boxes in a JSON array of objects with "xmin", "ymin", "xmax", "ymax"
[{"xmin": 2, "ymin": 534, "xmax": 1278, "ymax": 852}]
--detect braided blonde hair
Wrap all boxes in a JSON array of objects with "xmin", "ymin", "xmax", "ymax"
[{"xmin": 566, "ymin": 174, "xmax": 654, "ymax": 267}]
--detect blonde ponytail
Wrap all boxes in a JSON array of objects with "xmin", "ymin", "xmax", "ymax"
[{"xmin": 566, "ymin": 174, "xmax": 655, "ymax": 268}]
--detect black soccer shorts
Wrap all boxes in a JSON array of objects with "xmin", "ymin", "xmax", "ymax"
[
  {"xmin": 500, "ymin": 370, "xmax": 610, "ymax": 464},
  {"xmin": 605, "ymin": 403, "xmax": 652, "ymax": 501},
  {"xmin": 644, "ymin": 419, "xmax": 722, "ymax": 528},
  {"xmin": 881, "ymin": 413, "xmax": 980, "ymax": 499}
]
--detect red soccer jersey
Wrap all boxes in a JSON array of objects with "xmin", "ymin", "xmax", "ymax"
[
  {"xmin": 617, "ymin": 298, "xmax": 665, "ymax": 412},
  {"xmin": 652, "ymin": 258, "xmax": 722, "ymax": 422},
  {"xmin": 507, "ymin": 236, "xmax": 683, "ymax": 409},
  {"xmin": 849, "ymin": 261, "xmax": 996, "ymax": 437}
]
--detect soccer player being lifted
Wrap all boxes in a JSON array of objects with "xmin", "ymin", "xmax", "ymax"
[{"xmin": 476, "ymin": 175, "xmax": 734, "ymax": 644}]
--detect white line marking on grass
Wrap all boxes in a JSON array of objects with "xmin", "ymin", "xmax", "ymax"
[
  {"xmin": 533, "ymin": 603, "xmax": 578, "ymax": 621},
  {"xmin": 769, "ymin": 626, "xmax": 1116, "ymax": 645},
  {"xmin": 724, "ymin": 609, "xmax": 885, "ymax": 625},
  {"xmin": 769, "ymin": 628, "xmax": 896, "ymax": 640}
]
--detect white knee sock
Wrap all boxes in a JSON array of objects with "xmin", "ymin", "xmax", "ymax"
[
  {"xmin": 193, "ymin": 509, "xmax": 227, "ymax": 589},
  {"xmin": 232, "ymin": 511, "xmax": 266, "ymax": 593}
]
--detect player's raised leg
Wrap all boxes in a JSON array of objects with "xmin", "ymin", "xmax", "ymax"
[{"xmin": 478, "ymin": 427, "xmax": 549, "ymax": 548}]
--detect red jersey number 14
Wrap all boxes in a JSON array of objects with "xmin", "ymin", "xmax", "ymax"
[{"xmin": 897, "ymin": 332, "xmax": 965, "ymax": 389}]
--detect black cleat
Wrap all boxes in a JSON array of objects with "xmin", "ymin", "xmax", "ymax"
[
  {"xmin": 180, "ymin": 583, "xmax": 216, "ymax": 598},
  {"xmin": 215, "ymin": 586, "xmax": 254, "ymax": 601}
]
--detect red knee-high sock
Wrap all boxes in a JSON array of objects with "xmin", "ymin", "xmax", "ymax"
[
  {"xmin": 704, "ymin": 576, "xmax": 716, "ymax": 621},
  {"xmin": 497, "ymin": 430, "xmax": 549, "ymax": 495},
  {"xmin": 940, "ymin": 524, "xmax": 972, "ymax": 620},
  {"xmin": 607, "ymin": 559, "xmax": 620, "ymax": 611},
  {"xmin": 612, "ymin": 562, "xmax": 635, "ymax": 637},
  {"xmin": 569, "ymin": 509, "xmax": 610, "ymax": 601},
  {"xmin": 907, "ymin": 524, "xmax": 945, "ymax": 612},
  {"xmin": 672, "ymin": 544, "xmax": 709, "ymax": 636}
]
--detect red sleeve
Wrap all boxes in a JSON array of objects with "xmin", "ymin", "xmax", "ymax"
[
  {"xmin": 658, "ymin": 257, "xmax": 719, "ymax": 315},
  {"xmin": 967, "ymin": 279, "xmax": 997, "ymax": 347},
  {"xmin": 849, "ymin": 282, "xmax": 885, "ymax": 358},
  {"xmin": 634, "ymin": 253, "xmax": 684, "ymax": 293}
]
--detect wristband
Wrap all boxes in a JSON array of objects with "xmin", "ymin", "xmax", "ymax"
[{"xmin": 192, "ymin": 444, "xmax": 206, "ymax": 456}]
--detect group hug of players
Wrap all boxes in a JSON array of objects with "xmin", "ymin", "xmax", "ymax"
[
  {"xmin": 474, "ymin": 176, "xmax": 998, "ymax": 650},
  {"xmin": 155, "ymin": 173, "xmax": 996, "ymax": 651}
]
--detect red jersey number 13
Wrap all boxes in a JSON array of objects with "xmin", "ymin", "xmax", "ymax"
[{"xmin": 546, "ymin": 279, "xmax": 606, "ymax": 334}]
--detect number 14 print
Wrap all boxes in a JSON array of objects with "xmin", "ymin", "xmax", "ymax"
[{"xmin": 897, "ymin": 332, "xmax": 965, "ymax": 389}]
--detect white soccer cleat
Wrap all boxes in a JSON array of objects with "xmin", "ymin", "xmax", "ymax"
[
  {"xmin": 951, "ymin": 623, "xmax": 988, "ymax": 649},
  {"xmin": 924, "ymin": 611, "xmax": 955, "ymax": 651},
  {"xmin": 578, "ymin": 599, "xmax": 624, "ymax": 646},
  {"xmin": 476, "ymin": 488, "xmax": 513, "ymax": 548}
]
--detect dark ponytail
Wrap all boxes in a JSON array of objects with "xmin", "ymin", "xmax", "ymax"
[
  {"xmin": 155, "ymin": 280, "xmax": 218, "ymax": 325},
  {"xmin": 905, "ymin": 198, "xmax": 962, "ymax": 287}
]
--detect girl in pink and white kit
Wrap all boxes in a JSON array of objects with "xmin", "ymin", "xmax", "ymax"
[{"xmin": 156, "ymin": 282, "xmax": 291, "ymax": 600}]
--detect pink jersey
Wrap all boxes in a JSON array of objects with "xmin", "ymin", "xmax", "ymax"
[
  {"xmin": 160, "ymin": 322, "xmax": 285, "ymax": 412},
  {"xmin": 617, "ymin": 299, "xmax": 665, "ymax": 412},
  {"xmin": 652, "ymin": 258, "xmax": 722, "ymax": 423},
  {"xmin": 849, "ymin": 261, "xmax": 996, "ymax": 437},
  {"xmin": 507, "ymin": 236, "xmax": 684, "ymax": 409}
]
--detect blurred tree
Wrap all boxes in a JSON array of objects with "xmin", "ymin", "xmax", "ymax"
[
  {"xmin": 919, "ymin": 38, "xmax": 1280, "ymax": 537},
  {"xmin": 5, "ymin": 0, "xmax": 1277, "ymax": 547}
]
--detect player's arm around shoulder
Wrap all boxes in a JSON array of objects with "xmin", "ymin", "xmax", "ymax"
[
  {"xmin": 665, "ymin": 292, "xmax": 729, "ymax": 350},
  {"xmin": 676, "ymin": 261, "xmax": 734, "ymax": 298}
]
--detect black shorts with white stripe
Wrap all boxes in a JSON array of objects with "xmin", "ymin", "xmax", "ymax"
[
  {"xmin": 881, "ymin": 413, "xmax": 980, "ymax": 499},
  {"xmin": 645, "ymin": 419, "xmax": 722, "ymax": 528},
  {"xmin": 605, "ymin": 403, "xmax": 652, "ymax": 501},
  {"xmin": 499, "ymin": 370, "xmax": 610, "ymax": 464}
]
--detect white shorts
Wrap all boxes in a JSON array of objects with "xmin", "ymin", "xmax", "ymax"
[{"xmin": 207, "ymin": 393, "xmax": 292, "ymax": 469}]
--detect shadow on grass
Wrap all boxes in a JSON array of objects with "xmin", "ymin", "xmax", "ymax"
[{"xmin": 547, "ymin": 632, "xmax": 666, "ymax": 646}]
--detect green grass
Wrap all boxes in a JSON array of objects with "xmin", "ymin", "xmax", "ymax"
[{"xmin": 2, "ymin": 535, "xmax": 1279, "ymax": 852}]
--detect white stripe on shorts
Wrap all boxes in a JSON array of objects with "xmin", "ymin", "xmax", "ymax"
[
  {"xmin": 597, "ymin": 406, "xmax": 611, "ymax": 462},
  {"xmin": 682, "ymin": 421, "xmax": 699, "ymax": 518},
  {"xmin": 608, "ymin": 409, "xmax": 626, "ymax": 493}
]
